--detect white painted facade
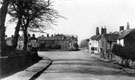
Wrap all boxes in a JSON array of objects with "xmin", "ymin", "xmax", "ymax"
[{"xmin": 88, "ymin": 39, "xmax": 99, "ymax": 53}]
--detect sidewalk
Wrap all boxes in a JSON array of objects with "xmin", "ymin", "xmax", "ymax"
[{"xmin": 1, "ymin": 59, "xmax": 52, "ymax": 80}]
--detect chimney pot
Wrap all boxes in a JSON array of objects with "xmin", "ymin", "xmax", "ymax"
[{"xmin": 120, "ymin": 26, "xmax": 124, "ymax": 31}]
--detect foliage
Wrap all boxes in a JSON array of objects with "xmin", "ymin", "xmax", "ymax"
[
  {"xmin": 124, "ymin": 46, "xmax": 135, "ymax": 62},
  {"xmin": 0, "ymin": 0, "xmax": 10, "ymax": 56},
  {"xmin": 73, "ymin": 43, "xmax": 79, "ymax": 50},
  {"xmin": 7, "ymin": 0, "xmax": 61, "ymax": 51},
  {"xmin": 8, "ymin": 0, "xmax": 60, "ymax": 33},
  {"xmin": 112, "ymin": 44, "xmax": 135, "ymax": 62},
  {"xmin": 80, "ymin": 39, "xmax": 89, "ymax": 48}
]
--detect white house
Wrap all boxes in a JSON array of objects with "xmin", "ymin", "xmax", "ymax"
[{"xmin": 88, "ymin": 35, "xmax": 101, "ymax": 54}]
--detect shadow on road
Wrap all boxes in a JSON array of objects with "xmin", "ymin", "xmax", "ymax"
[{"xmin": 45, "ymin": 59, "xmax": 135, "ymax": 77}]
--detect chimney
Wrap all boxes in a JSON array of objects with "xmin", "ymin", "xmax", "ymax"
[
  {"xmin": 96, "ymin": 27, "xmax": 100, "ymax": 35},
  {"xmin": 120, "ymin": 26, "xmax": 124, "ymax": 31},
  {"xmin": 101, "ymin": 26, "xmax": 104, "ymax": 35},
  {"xmin": 104, "ymin": 26, "xmax": 107, "ymax": 34},
  {"xmin": 103, "ymin": 26, "xmax": 107, "ymax": 34},
  {"xmin": 32, "ymin": 34, "xmax": 35, "ymax": 38},
  {"xmin": 41, "ymin": 35, "xmax": 44, "ymax": 37},
  {"xmin": 101, "ymin": 26, "xmax": 107, "ymax": 34},
  {"xmin": 47, "ymin": 34, "xmax": 49, "ymax": 37},
  {"xmin": 127, "ymin": 22, "xmax": 130, "ymax": 29}
]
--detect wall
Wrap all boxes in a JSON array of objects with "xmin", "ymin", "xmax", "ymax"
[{"xmin": 100, "ymin": 37, "xmax": 107, "ymax": 58}]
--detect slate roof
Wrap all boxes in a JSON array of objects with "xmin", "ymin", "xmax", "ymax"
[
  {"xmin": 91, "ymin": 35, "xmax": 101, "ymax": 40},
  {"xmin": 103, "ymin": 33, "xmax": 119, "ymax": 42},
  {"xmin": 118, "ymin": 28, "xmax": 135, "ymax": 39},
  {"xmin": 6, "ymin": 37, "xmax": 12, "ymax": 41}
]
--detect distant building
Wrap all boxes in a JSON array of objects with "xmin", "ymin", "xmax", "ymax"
[
  {"xmin": 27, "ymin": 34, "xmax": 39, "ymax": 51},
  {"xmin": 37, "ymin": 34, "xmax": 78, "ymax": 51},
  {"xmin": 100, "ymin": 33, "xmax": 119, "ymax": 59},
  {"xmin": 88, "ymin": 27, "xmax": 106, "ymax": 54},
  {"xmin": 89, "ymin": 35, "xmax": 101, "ymax": 53},
  {"xmin": 88, "ymin": 26, "xmax": 119, "ymax": 59}
]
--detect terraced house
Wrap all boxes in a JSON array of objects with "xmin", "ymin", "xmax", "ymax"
[{"xmin": 38, "ymin": 34, "xmax": 78, "ymax": 51}]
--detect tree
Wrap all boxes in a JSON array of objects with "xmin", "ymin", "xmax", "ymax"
[
  {"xmin": 21, "ymin": 0, "xmax": 59, "ymax": 51},
  {"xmin": 7, "ymin": 0, "xmax": 25, "ymax": 51},
  {"xmin": 8, "ymin": 0, "xmax": 60, "ymax": 51},
  {"xmin": 74, "ymin": 43, "xmax": 79, "ymax": 50},
  {"xmin": 0, "ymin": 0, "xmax": 10, "ymax": 56}
]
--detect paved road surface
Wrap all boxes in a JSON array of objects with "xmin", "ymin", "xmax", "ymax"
[{"xmin": 37, "ymin": 50, "xmax": 135, "ymax": 80}]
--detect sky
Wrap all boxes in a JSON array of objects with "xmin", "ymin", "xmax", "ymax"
[{"xmin": 4, "ymin": 0, "xmax": 135, "ymax": 43}]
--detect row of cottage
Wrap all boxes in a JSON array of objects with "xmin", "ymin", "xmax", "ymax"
[
  {"xmin": 37, "ymin": 34, "xmax": 78, "ymax": 50},
  {"xmin": 88, "ymin": 22, "xmax": 135, "ymax": 60},
  {"xmin": 6, "ymin": 34, "xmax": 78, "ymax": 51}
]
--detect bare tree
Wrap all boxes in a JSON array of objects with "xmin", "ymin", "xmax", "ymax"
[
  {"xmin": 7, "ymin": 0, "xmax": 25, "ymax": 51},
  {"xmin": 8, "ymin": 0, "xmax": 60, "ymax": 51},
  {"xmin": 0, "ymin": 0, "xmax": 10, "ymax": 56}
]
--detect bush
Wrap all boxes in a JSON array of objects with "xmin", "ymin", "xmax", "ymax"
[
  {"xmin": 112, "ymin": 44, "xmax": 135, "ymax": 67},
  {"xmin": 112, "ymin": 44, "xmax": 122, "ymax": 56},
  {"xmin": 124, "ymin": 46, "xmax": 135, "ymax": 62},
  {"xmin": 0, "ymin": 51, "xmax": 41, "ymax": 78},
  {"xmin": 74, "ymin": 43, "xmax": 79, "ymax": 50}
]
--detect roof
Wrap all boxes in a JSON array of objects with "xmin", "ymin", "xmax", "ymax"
[
  {"xmin": 37, "ymin": 35, "xmax": 75, "ymax": 41},
  {"xmin": 91, "ymin": 35, "xmax": 101, "ymax": 40},
  {"xmin": 118, "ymin": 29, "xmax": 135, "ymax": 39},
  {"xmin": 38, "ymin": 36, "xmax": 64, "ymax": 40},
  {"xmin": 6, "ymin": 37, "xmax": 12, "ymax": 41},
  {"xmin": 103, "ymin": 33, "xmax": 119, "ymax": 42}
]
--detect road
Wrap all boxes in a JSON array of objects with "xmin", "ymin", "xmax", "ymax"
[{"xmin": 37, "ymin": 49, "xmax": 135, "ymax": 80}]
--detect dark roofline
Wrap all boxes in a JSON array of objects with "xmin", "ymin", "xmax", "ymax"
[
  {"xmin": 118, "ymin": 28, "xmax": 135, "ymax": 39},
  {"xmin": 103, "ymin": 33, "xmax": 119, "ymax": 42},
  {"xmin": 90, "ymin": 35, "xmax": 101, "ymax": 40}
]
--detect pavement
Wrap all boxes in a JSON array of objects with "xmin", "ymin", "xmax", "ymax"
[
  {"xmin": 1, "ymin": 49, "xmax": 135, "ymax": 80},
  {"xmin": 1, "ymin": 59, "xmax": 52, "ymax": 80}
]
